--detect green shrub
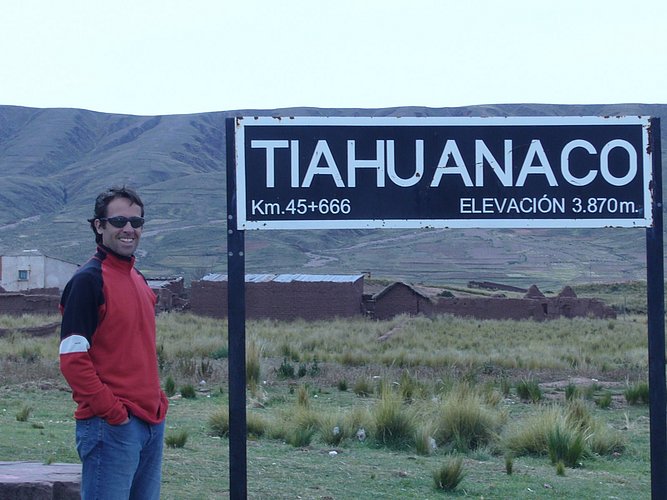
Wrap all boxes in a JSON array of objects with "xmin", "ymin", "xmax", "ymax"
[
  {"xmin": 505, "ymin": 454, "xmax": 513, "ymax": 475},
  {"xmin": 434, "ymin": 387, "xmax": 501, "ymax": 451},
  {"xmin": 353, "ymin": 377, "xmax": 373, "ymax": 397},
  {"xmin": 308, "ymin": 358, "xmax": 321, "ymax": 376},
  {"xmin": 595, "ymin": 391, "xmax": 613, "ymax": 409},
  {"xmin": 398, "ymin": 370, "xmax": 422, "ymax": 402},
  {"xmin": 506, "ymin": 401, "xmax": 624, "ymax": 463},
  {"xmin": 164, "ymin": 376, "xmax": 176, "ymax": 397},
  {"xmin": 165, "ymin": 430, "xmax": 188, "ymax": 448},
  {"xmin": 583, "ymin": 383, "xmax": 602, "ymax": 400},
  {"xmin": 180, "ymin": 384, "xmax": 196, "ymax": 399},
  {"xmin": 556, "ymin": 460, "xmax": 566, "ymax": 476},
  {"xmin": 432, "ymin": 456, "xmax": 465, "ymax": 491},
  {"xmin": 247, "ymin": 412, "xmax": 268, "ymax": 438},
  {"xmin": 337, "ymin": 379, "xmax": 348, "ymax": 392},
  {"xmin": 277, "ymin": 358, "xmax": 295, "ymax": 379},
  {"xmin": 286, "ymin": 426, "xmax": 315, "ymax": 447},
  {"xmin": 505, "ymin": 405, "xmax": 562, "ymax": 456},
  {"xmin": 246, "ymin": 339, "xmax": 262, "ymax": 387},
  {"xmin": 565, "ymin": 383, "xmax": 580, "ymax": 401},
  {"xmin": 197, "ymin": 358, "xmax": 213, "ymax": 380},
  {"xmin": 415, "ymin": 426, "xmax": 437, "ymax": 456},
  {"xmin": 587, "ymin": 420, "xmax": 626, "ymax": 455},
  {"xmin": 344, "ymin": 407, "xmax": 373, "ymax": 441},
  {"xmin": 516, "ymin": 378, "xmax": 542, "ymax": 402},
  {"xmin": 15, "ymin": 405, "xmax": 32, "ymax": 422},
  {"xmin": 319, "ymin": 413, "xmax": 347, "ymax": 446},
  {"xmin": 624, "ymin": 381, "xmax": 649, "ymax": 405},
  {"xmin": 208, "ymin": 410, "xmax": 229, "ymax": 437},
  {"xmin": 547, "ymin": 424, "xmax": 585, "ymax": 468},
  {"xmin": 372, "ymin": 387, "xmax": 414, "ymax": 448},
  {"xmin": 282, "ymin": 407, "xmax": 319, "ymax": 447},
  {"xmin": 291, "ymin": 407, "xmax": 320, "ymax": 431},
  {"xmin": 210, "ymin": 345, "xmax": 228, "ymax": 359},
  {"xmin": 19, "ymin": 346, "xmax": 41, "ymax": 363},
  {"xmin": 297, "ymin": 385, "xmax": 310, "ymax": 408},
  {"xmin": 279, "ymin": 343, "xmax": 300, "ymax": 362},
  {"xmin": 565, "ymin": 399, "xmax": 595, "ymax": 431},
  {"xmin": 500, "ymin": 377, "xmax": 512, "ymax": 397}
]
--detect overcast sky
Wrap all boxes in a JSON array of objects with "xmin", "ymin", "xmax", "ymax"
[{"xmin": 1, "ymin": 0, "xmax": 665, "ymax": 116}]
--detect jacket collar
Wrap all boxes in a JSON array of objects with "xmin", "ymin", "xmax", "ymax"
[{"xmin": 96, "ymin": 245, "xmax": 136, "ymax": 270}]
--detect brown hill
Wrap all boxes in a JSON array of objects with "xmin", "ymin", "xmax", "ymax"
[{"xmin": 0, "ymin": 103, "xmax": 664, "ymax": 287}]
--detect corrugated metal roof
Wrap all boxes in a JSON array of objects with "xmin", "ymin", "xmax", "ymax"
[
  {"xmin": 202, "ymin": 273, "xmax": 227, "ymax": 282},
  {"xmin": 273, "ymin": 274, "xmax": 362, "ymax": 283},
  {"xmin": 201, "ymin": 273, "xmax": 363, "ymax": 283},
  {"xmin": 146, "ymin": 280, "xmax": 174, "ymax": 288}
]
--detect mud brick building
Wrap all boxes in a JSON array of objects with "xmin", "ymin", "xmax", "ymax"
[
  {"xmin": 366, "ymin": 282, "xmax": 435, "ymax": 320},
  {"xmin": 397, "ymin": 284, "xmax": 616, "ymax": 321},
  {"xmin": 146, "ymin": 276, "xmax": 186, "ymax": 312},
  {"xmin": 190, "ymin": 273, "xmax": 365, "ymax": 321}
]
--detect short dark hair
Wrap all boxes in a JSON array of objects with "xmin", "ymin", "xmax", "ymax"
[{"xmin": 89, "ymin": 186, "xmax": 145, "ymax": 244}]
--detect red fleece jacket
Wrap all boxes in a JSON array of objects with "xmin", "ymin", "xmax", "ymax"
[{"xmin": 59, "ymin": 246, "xmax": 168, "ymax": 425}]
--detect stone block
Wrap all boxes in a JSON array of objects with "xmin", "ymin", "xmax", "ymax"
[{"xmin": 0, "ymin": 461, "xmax": 80, "ymax": 500}]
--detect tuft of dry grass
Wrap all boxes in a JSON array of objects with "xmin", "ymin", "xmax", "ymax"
[
  {"xmin": 433, "ymin": 383, "xmax": 503, "ymax": 452},
  {"xmin": 372, "ymin": 384, "xmax": 415, "ymax": 448},
  {"xmin": 432, "ymin": 456, "xmax": 465, "ymax": 491}
]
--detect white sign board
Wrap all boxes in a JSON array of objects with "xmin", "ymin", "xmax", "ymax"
[{"xmin": 235, "ymin": 116, "xmax": 653, "ymax": 230}]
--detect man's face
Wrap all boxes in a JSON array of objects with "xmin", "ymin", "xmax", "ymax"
[{"xmin": 94, "ymin": 197, "xmax": 143, "ymax": 257}]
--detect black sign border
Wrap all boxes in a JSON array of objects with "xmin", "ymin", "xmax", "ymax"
[{"xmin": 235, "ymin": 116, "xmax": 652, "ymax": 230}]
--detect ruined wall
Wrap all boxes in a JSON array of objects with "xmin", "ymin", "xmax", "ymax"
[
  {"xmin": 149, "ymin": 278, "xmax": 186, "ymax": 312},
  {"xmin": 546, "ymin": 297, "xmax": 616, "ymax": 319},
  {"xmin": 431, "ymin": 296, "xmax": 615, "ymax": 321},
  {"xmin": 0, "ymin": 293, "xmax": 61, "ymax": 316}
]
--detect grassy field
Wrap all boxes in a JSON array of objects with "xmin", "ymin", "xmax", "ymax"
[{"xmin": 0, "ymin": 305, "xmax": 656, "ymax": 499}]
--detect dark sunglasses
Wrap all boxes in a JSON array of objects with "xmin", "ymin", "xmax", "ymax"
[{"xmin": 100, "ymin": 216, "xmax": 145, "ymax": 228}]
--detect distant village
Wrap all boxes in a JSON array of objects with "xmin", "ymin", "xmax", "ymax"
[{"xmin": 0, "ymin": 250, "xmax": 616, "ymax": 323}]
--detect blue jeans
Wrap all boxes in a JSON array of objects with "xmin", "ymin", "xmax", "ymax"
[{"xmin": 75, "ymin": 415, "xmax": 165, "ymax": 500}]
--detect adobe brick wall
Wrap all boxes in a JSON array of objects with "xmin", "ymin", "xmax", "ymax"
[
  {"xmin": 0, "ymin": 293, "xmax": 60, "ymax": 316},
  {"xmin": 433, "ymin": 297, "xmax": 549, "ymax": 320},
  {"xmin": 249, "ymin": 280, "xmax": 362, "ymax": 320},
  {"xmin": 190, "ymin": 280, "xmax": 227, "ymax": 318},
  {"xmin": 372, "ymin": 285, "xmax": 434, "ymax": 320},
  {"xmin": 190, "ymin": 279, "xmax": 615, "ymax": 322},
  {"xmin": 190, "ymin": 279, "xmax": 363, "ymax": 320},
  {"xmin": 432, "ymin": 296, "xmax": 616, "ymax": 321},
  {"xmin": 547, "ymin": 297, "xmax": 616, "ymax": 319}
]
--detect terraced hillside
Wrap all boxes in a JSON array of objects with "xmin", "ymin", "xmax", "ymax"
[{"xmin": 0, "ymin": 103, "xmax": 664, "ymax": 288}]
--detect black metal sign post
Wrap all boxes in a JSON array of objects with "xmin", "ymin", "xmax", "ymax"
[
  {"xmin": 226, "ymin": 117, "xmax": 247, "ymax": 500},
  {"xmin": 227, "ymin": 116, "xmax": 663, "ymax": 498},
  {"xmin": 646, "ymin": 118, "xmax": 665, "ymax": 498}
]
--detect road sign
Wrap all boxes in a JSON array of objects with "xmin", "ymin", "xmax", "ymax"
[{"xmin": 235, "ymin": 116, "xmax": 653, "ymax": 229}]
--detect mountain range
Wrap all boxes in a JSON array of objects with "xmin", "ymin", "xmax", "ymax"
[{"xmin": 1, "ymin": 103, "xmax": 665, "ymax": 289}]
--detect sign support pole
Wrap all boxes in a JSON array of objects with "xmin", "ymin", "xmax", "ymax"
[
  {"xmin": 229, "ymin": 115, "xmax": 659, "ymax": 498},
  {"xmin": 226, "ymin": 117, "xmax": 247, "ymax": 499},
  {"xmin": 646, "ymin": 117, "xmax": 665, "ymax": 499}
]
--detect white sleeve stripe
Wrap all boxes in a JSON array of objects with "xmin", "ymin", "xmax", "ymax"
[{"xmin": 59, "ymin": 335, "xmax": 91, "ymax": 354}]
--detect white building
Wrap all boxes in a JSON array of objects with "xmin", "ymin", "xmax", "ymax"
[{"xmin": 0, "ymin": 249, "xmax": 78, "ymax": 292}]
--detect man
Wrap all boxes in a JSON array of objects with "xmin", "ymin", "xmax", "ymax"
[{"xmin": 59, "ymin": 186, "xmax": 168, "ymax": 500}]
